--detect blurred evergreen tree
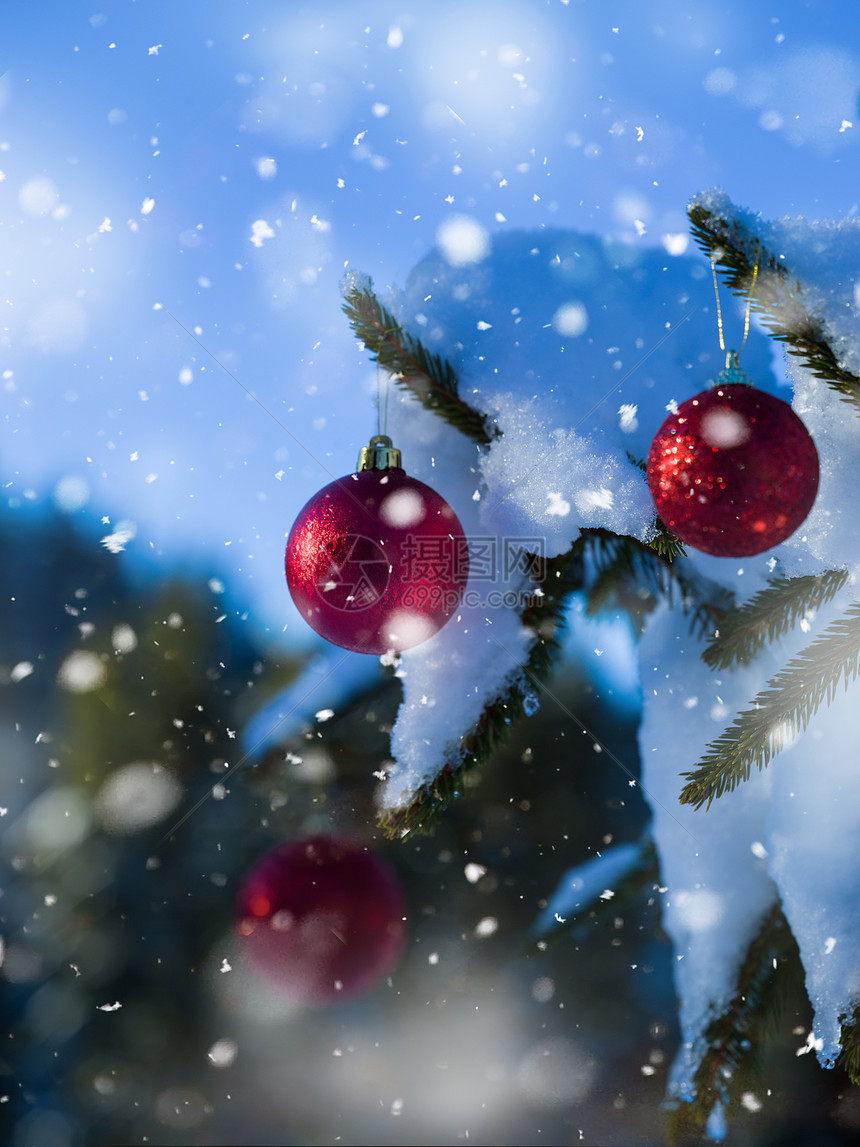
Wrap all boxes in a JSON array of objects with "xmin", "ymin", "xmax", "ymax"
[{"xmin": 0, "ymin": 503, "xmax": 298, "ymax": 1146}]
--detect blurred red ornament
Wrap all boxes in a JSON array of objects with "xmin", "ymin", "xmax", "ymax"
[
  {"xmin": 236, "ymin": 834, "xmax": 407, "ymax": 1006},
  {"xmin": 646, "ymin": 358, "xmax": 819, "ymax": 557},
  {"xmin": 286, "ymin": 435, "xmax": 469, "ymax": 653}
]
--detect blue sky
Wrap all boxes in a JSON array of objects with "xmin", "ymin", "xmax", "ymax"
[{"xmin": 1, "ymin": 0, "xmax": 858, "ymax": 645}]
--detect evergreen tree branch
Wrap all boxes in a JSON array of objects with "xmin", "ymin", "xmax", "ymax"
[
  {"xmin": 341, "ymin": 277, "xmax": 495, "ymax": 445},
  {"xmin": 838, "ymin": 1005, "xmax": 860, "ymax": 1085},
  {"xmin": 687, "ymin": 202, "xmax": 860, "ymax": 411},
  {"xmin": 626, "ymin": 455, "xmax": 687, "ymax": 561},
  {"xmin": 679, "ymin": 602, "xmax": 860, "ymax": 809},
  {"xmin": 645, "ymin": 519, "xmax": 688, "ymax": 562},
  {"xmin": 379, "ymin": 533, "xmax": 732, "ymax": 839},
  {"xmin": 666, "ymin": 902, "xmax": 801, "ymax": 1147},
  {"xmin": 703, "ymin": 569, "xmax": 849, "ymax": 671},
  {"xmin": 378, "ymin": 545, "xmax": 586, "ymax": 838},
  {"xmin": 582, "ymin": 529, "xmax": 731, "ymax": 641}
]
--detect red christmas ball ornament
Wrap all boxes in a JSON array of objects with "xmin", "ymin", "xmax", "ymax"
[
  {"xmin": 236, "ymin": 834, "xmax": 407, "ymax": 1006},
  {"xmin": 646, "ymin": 355, "xmax": 819, "ymax": 557},
  {"xmin": 286, "ymin": 435, "xmax": 469, "ymax": 653}
]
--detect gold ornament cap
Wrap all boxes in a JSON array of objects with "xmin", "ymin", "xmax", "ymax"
[
  {"xmin": 357, "ymin": 434, "xmax": 402, "ymax": 472},
  {"xmin": 714, "ymin": 350, "xmax": 753, "ymax": 388}
]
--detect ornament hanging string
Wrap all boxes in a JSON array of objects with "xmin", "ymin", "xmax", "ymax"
[
  {"xmin": 376, "ymin": 365, "xmax": 391, "ymax": 439},
  {"xmin": 711, "ymin": 241, "xmax": 761, "ymax": 363}
]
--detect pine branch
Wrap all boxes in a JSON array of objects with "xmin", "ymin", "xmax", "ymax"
[
  {"xmin": 688, "ymin": 202, "xmax": 860, "ymax": 412},
  {"xmin": 666, "ymin": 902, "xmax": 801, "ymax": 1147},
  {"xmin": 838, "ymin": 1006, "xmax": 860, "ymax": 1085},
  {"xmin": 679, "ymin": 602, "xmax": 860, "ymax": 809},
  {"xmin": 582, "ymin": 529, "xmax": 731, "ymax": 641},
  {"xmin": 703, "ymin": 569, "xmax": 849, "ymax": 671},
  {"xmin": 378, "ymin": 546, "xmax": 587, "ymax": 838},
  {"xmin": 379, "ymin": 533, "xmax": 733, "ymax": 839},
  {"xmin": 341, "ymin": 278, "xmax": 495, "ymax": 445},
  {"xmin": 645, "ymin": 517, "xmax": 688, "ymax": 562},
  {"xmin": 626, "ymin": 455, "xmax": 687, "ymax": 561}
]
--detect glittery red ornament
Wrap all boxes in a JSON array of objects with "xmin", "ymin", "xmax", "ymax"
[
  {"xmin": 647, "ymin": 360, "xmax": 819, "ymax": 557},
  {"xmin": 236, "ymin": 834, "xmax": 407, "ymax": 1006},
  {"xmin": 286, "ymin": 435, "xmax": 469, "ymax": 653}
]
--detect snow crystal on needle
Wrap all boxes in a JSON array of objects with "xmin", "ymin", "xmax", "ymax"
[{"xmin": 339, "ymin": 268, "xmax": 373, "ymax": 295}]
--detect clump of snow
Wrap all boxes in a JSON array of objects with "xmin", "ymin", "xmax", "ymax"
[
  {"xmin": 368, "ymin": 393, "xmax": 539, "ymax": 808},
  {"xmin": 384, "ymin": 576, "xmax": 535, "ymax": 807},
  {"xmin": 777, "ymin": 357, "xmax": 860, "ymax": 576},
  {"xmin": 339, "ymin": 268, "xmax": 373, "ymax": 295},
  {"xmin": 638, "ymin": 603, "xmax": 780, "ymax": 1100},
  {"xmin": 478, "ymin": 391, "xmax": 655, "ymax": 550},
  {"xmin": 766, "ymin": 655, "xmax": 860, "ymax": 1067}
]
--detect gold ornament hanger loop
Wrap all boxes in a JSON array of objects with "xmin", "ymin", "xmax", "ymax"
[
  {"xmin": 357, "ymin": 433, "xmax": 402, "ymax": 472},
  {"xmin": 711, "ymin": 241, "xmax": 761, "ymax": 385}
]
